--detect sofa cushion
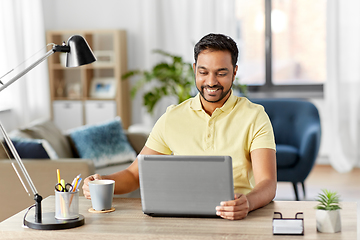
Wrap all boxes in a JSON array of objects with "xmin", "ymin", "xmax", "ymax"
[
  {"xmin": 2, "ymin": 138, "xmax": 58, "ymax": 159},
  {"xmin": 0, "ymin": 143, "xmax": 8, "ymax": 159},
  {"xmin": 69, "ymin": 117, "xmax": 136, "ymax": 168},
  {"xmin": 8, "ymin": 129, "xmax": 33, "ymax": 139},
  {"xmin": 1, "ymin": 130, "xmax": 32, "ymax": 160},
  {"xmin": 124, "ymin": 131, "xmax": 148, "ymax": 155},
  {"xmin": 19, "ymin": 119, "xmax": 73, "ymax": 158}
]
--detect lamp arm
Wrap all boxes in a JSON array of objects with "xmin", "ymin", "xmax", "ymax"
[
  {"xmin": 0, "ymin": 122, "xmax": 38, "ymax": 196},
  {"xmin": 0, "ymin": 49, "xmax": 55, "ymax": 93},
  {"xmin": 0, "ymin": 121, "xmax": 44, "ymax": 222}
]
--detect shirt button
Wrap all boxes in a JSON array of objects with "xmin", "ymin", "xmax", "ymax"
[{"xmin": 208, "ymin": 134, "xmax": 211, "ymax": 138}]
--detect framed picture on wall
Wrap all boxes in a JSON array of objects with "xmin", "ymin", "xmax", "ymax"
[{"xmin": 90, "ymin": 78, "xmax": 116, "ymax": 99}]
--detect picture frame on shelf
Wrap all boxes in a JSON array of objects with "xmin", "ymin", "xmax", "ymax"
[
  {"xmin": 90, "ymin": 78, "xmax": 116, "ymax": 99},
  {"xmin": 93, "ymin": 50, "xmax": 114, "ymax": 65}
]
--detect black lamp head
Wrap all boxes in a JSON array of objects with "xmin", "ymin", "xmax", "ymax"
[{"xmin": 65, "ymin": 35, "xmax": 96, "ymax": 67}]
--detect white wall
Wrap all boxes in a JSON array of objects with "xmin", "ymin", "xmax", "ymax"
[
  {"xmin": 43, "ymin": 0, "xmax": 143, "ymax": 69},
  {"xmin": 0, "ymin": 109, "xmax": 19, "ymax": 132}
]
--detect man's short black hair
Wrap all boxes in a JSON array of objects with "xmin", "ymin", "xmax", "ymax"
[{"xmin": 194, "ymin": 33, "xmax": 238, "ymax": 69}]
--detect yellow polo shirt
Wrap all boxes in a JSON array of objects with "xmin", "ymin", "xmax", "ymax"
[{"xmin": 145, "ymin": 92, "xmax": 276, "ymax": 194}]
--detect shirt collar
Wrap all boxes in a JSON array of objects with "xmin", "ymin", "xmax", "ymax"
[
  {"xmin": 190, "ymin": 90, "xmax": 237, "ymax": 113},
  {"xmin": 190, "ymin": 93, "xmax": 203, "ymax": 111}
]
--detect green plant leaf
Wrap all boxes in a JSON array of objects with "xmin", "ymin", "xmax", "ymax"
[
  {"xmin": 121, "ymin": 70, "xmax": 141, "ymax": 79},
  {"xmin": 315, "ymin": 189, "xmax": 341, "ymax": 211},
  {"xmin": 122, "ymin": 49, "xmax": 195, "ymax": 114}
]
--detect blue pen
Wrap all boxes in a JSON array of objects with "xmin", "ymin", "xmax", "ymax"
[{"xmin": 76, "ymin": 178, "xmax": 82, "ymax": 191}]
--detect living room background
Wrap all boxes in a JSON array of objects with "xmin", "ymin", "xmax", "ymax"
[{"xmin": 1, "ymin": 0, "xmax": 360, "ymax": 170}]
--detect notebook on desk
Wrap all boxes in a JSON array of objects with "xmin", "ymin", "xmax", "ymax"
[{"xmin": 138, "ymin": 155, "xmax": 234, "ymax": 217}]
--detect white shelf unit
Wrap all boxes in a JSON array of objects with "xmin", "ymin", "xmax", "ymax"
[{"xmin": 47, "ymin": 29, "xmax": 131, "ymax": 131}]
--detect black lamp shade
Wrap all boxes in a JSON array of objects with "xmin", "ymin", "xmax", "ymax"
[{"xmin": 66, "ymin": 35, "xmax": 96, "ymax": 67}]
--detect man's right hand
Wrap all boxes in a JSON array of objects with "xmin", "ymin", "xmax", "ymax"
[{"xmin": 82, "ymin": 174, "xmax": 102, "ymax": 199}]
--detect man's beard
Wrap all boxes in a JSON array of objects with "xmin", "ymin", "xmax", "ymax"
[{"xmin": 196, "ymin": 82, "xmax": 233, "ymax": 103}]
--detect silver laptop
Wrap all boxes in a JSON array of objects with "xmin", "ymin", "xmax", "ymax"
[{"xmin": 138, "ymin": 155, "xmax": 234, "ymax": 217}]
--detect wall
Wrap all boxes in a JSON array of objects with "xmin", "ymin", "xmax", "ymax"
[
  {"xmin": 42, "ymin": 1, "xmax": 143, "ymax": 69},
  {"xmin": 0, "ymin": 109, "xmax": 19, "ymax": 132}
]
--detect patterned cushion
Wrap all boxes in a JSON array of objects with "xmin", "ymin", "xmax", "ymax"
[{"xmin": 69, "ymin": 117, "xmax": 136, "ymax": 168}]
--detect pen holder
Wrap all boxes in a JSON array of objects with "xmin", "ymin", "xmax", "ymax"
[{"xmin": 55, "ymin": 190, "xmax": 79, "ymax": 220}]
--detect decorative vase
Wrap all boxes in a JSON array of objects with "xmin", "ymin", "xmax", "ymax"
[{"xmin": 316, "ymin": 209, "xmax": 341, "ymax": 233}]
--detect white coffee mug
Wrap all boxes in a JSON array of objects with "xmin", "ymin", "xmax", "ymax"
[{"xmin": 89, "ymin": 179, "xmax": 115, "ymax": 211}]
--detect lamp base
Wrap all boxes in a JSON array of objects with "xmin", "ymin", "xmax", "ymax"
[{"xmin": 24, "ymin": 212, "xmax": 84, "ymax": 230}]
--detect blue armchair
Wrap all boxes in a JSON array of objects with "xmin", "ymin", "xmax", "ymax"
[{"xmin": 251, "ymin": 99, "xmax": 321, "ymax": 200}]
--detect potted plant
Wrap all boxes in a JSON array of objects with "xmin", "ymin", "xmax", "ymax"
[
  {"xmin": 122, "ymin": 50, "xmax": 195, "ymax": 115},
  {"xmin": 232, "ymin": 77, "xmax": 248, "ymax": 98},
  {"xmin": 315, "ymin": 189, "xmax": 341, "ymax": 233}
]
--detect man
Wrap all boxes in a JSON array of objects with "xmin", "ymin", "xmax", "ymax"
[{"xmin": 83, "ymin": 33, "xmax": 277, "ymax": 220}]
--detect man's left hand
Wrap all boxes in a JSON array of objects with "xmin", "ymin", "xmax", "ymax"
[{"xmin": 215, "ymin": 193, "xmax": 250, "ymax": 220}]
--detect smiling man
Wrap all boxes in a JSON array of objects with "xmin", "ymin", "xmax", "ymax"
[{"xmin": 83, "ymin": 33, "xmax": 277, "ymax": 220}]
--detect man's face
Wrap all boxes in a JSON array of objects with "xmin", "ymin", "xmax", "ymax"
[{"xmin": 193, "ymin": 50, "xmax": 237, "ymax": 104}]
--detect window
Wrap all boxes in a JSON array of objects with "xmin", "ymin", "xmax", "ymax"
[{"xmin": 235, "ymin": 0, "xmax": 326, "ymax": 96}]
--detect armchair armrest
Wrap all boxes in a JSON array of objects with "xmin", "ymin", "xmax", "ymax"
[
  {"xmin": 125, "ymin": 131, "xmax": 148, "ymax": 155},
  {"xmin": 296, "ymin": 123, "xmax": 321, "ymax": 180}
]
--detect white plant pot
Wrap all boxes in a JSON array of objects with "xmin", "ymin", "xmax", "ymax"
[{"xmin": 316, "ymin": 209, "xmax": 341, "ymax": 233}]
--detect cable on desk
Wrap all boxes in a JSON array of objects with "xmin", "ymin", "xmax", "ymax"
[{"xmin": 23, "ymin": 204, "xmax": 36, "ymax": 227}]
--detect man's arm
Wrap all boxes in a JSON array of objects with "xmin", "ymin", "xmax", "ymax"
[
  {"xmin": 216, "ymin": 148, "xmax": 276, "ymax": 220},
  {"xmin": 82, "ymin": 146, "xmax": 164, "ymax": 199},
  {"xmin": 246, "ymin": 148, "xmax": 277, "ymax": 210}
]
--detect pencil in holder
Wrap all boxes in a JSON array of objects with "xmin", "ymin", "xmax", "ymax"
[{"xmin": 55, "ymin": 190, "xmax": 79, "ymax": 220}]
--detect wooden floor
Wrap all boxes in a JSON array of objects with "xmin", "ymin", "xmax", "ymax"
[{"xmin": 275, "ymin": 164, "xmax": 360, "ymax": 201}]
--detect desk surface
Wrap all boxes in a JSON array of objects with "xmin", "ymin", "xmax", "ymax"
[{"xmin": 0, "ymin": 196, "xmax": 357, "ymax": 239}]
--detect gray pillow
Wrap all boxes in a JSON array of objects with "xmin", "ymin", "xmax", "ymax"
[{"xmin": 20, "ymin": 119, "xmax": 73, "ymax": 158}]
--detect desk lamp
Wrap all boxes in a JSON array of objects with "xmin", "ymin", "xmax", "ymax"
[{"xmin": 0, "ymin": 35, "xmax": 96, "ymax": 230}]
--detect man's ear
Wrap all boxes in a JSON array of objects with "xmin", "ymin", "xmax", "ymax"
[
  {"xmin": 232, "ymin": 65, "xmax": 238, "ymax": 82},
  {"xmin": 193, "ymin": 63, "xmax": 196, "ymax": 74}
]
